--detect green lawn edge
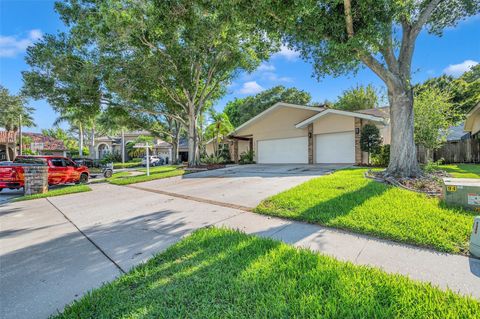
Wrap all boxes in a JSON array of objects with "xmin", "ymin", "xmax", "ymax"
[
  {"xmin": 53, "ymin": 227, "xmax": 480, "ymax": 318},
  {"xmin": 13, "ymin": 184, "xmax": 91, "ymax": 202},
  {"xmin": 108, "ymin": 168, "xmax": 186, "ymax": 185},
  {"xmin": 255, "ymin": 168, "xmax": 476, "ymax": 254},
  {"xmin": 440, "ymin": 164, "xmax": 480, "ymax": 179}
]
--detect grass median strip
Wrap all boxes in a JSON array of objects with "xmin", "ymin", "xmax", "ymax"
[
  {"xmin": 14, "ymin": 184, "xmax": 91, "ymax": 202},
  {"xmin": 54, "ymin": 227, "xmax": 479, "ymax": 318},
  {"xmin": 108, "ymin": 166, "xmax": 186, "ymax": 185},
  {"xmin": 255, "ymin": 168, "xmax": 475, "ymax": 254}
]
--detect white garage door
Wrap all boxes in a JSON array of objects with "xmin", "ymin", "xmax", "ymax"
[
  {"xmin": 258, "ymin": 137, "xmax": 308, "ymax": 164},
  {"xmin": 316, "ymin": 131, "xmax": 355, "ymax": 163}
]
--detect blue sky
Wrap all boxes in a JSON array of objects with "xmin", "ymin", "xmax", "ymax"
[{"xmin": 1, "ymin": 0, "xmax": 479, "ymax": 132}]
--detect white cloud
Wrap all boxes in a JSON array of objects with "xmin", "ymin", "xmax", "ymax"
[
  {"xmin": 263, "ymin": 72, "xmax": 293, "ymax": 83},
  {"xmin": 257, "ymin": 62, "xmax": 275, "ymax": 71},
  {"xmin": 274, "ymin": 45, "xmax": 300, "ymax": 61},
  {"xmin": 0, "ymin": 29, "xmax": 43, "ymax": 58},
  {"xmin": 443, "ymin": 60, "xmax": 478, "ymax": 77},
  {"xmin": 237, "ymin": 81, "xmax": 264, "ymax": 94}
]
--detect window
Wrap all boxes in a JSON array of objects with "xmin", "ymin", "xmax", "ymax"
[
  {"xmin": 50, "ymin": 158, "xmax": 65, "ymax": 167},
  {"xmin": 64, "ymin": 159, "xmax": 76, "ymax": 167},
  {"xmin": 13, "ymin": 157, "xmax": 47, "ymax": 165}
]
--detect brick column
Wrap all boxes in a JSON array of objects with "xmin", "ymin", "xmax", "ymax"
[
  {"xmin": 354, "ymin": 118, "xmax": 363, "ymax": 165},
  {"xmin": 233, "ymin": 140, "xmax": 239, "ymax": 163},
  {"xmin": 249, "ymin": 138, "xmax": 253, "ymax": 153},
  {"xmin": 23, "ymin": 165, "xmax": 48, "ymax": 195},
  {"xmin": 308, "ymin": 124, "xmax": 314, "ymax": 164}
]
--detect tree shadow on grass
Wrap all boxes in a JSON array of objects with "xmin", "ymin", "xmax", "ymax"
[
  {"xmin": 297, "ymin": 179, "xmax": 388, "ymax": 224},
  {"xmin": 56, "ymin": 229, "xmax": 480, "ymax": 318}
]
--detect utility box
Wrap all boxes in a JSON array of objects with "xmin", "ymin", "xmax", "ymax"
[
  {"xmin": 471, "ymin": 217, "xmax": 480, "ymax": 258},
  {"xmin": 443, "ymin": 178, "xmax": 480, "ymax": 212}
]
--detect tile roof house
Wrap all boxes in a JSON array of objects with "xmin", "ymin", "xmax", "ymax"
[{"xmin": 0, "ymin": 131, "xmax": 67, "ymax": 161}]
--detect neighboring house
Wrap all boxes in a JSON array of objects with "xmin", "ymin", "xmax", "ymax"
[
  {"xmin": 94, "ymin": 131, "xmax": 173, "ymax": 160},
  {"xmin": 464, "ymin": 101, "xmax": 480, "ymax": 140},
  {"xmin": 0, "ymin": 131, "xmax": 67, "ymax": 161},
  {"xmin": 208, "ymin": 102, "xmax": 390, "ymax": 164}
]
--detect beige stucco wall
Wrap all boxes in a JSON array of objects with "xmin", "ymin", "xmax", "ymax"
[
  {"xmin": 312, "ymin": 113, "xmax": 355, "ymax": 134},
  {"xmin": 235, "ymin": 106, "xmax": 318, "ymax": 162},
  {"xmin": 471, "ymin": 115, "xmax": 480, "ymax": 135}
]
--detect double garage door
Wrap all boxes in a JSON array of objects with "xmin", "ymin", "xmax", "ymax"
[{"xmin": 257, "ymin": 131, "xmax": 354, "ymax": 164}]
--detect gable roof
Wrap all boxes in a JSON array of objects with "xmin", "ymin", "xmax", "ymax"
[
  {"xmin": 295, "ymin": 108, "xmax": 387, "ymax": 129},
  {"xmin": 232, "ymin": 102, "xmax": 325, "ymax": 135}
]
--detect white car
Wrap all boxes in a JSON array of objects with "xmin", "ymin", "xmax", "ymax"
[{"xmin": 141, "ymin": 156, "xmax": 163, "ymax": 166}]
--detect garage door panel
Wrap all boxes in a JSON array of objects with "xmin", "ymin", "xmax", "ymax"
[
  {"xmin": 315, "ymin": 131, "xmax": 355, "ymax": 163},
  {"xmin": 258, "ymin": 137, "xmax": 308, "ymax": 164}
]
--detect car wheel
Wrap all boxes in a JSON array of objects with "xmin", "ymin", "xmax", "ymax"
[
  {"xmin": 79, "ymin": 173, "xmax": 89, "ymax": 184},
  {"xmin": 104, "ymin": 170, "xmax": 113, "ymax": 178}
]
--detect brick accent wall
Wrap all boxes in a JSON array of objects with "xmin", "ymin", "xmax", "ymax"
[
  {"xmin": 23, "ymin": 165, "xmax": 48, "ymax": 195},
  {"xmin": 308, "ymin": 124, "xmax": 314, "ymax": 164},
  {"xmin": 354, "ymin": 118, "xmax": 363, "ymax": 164},
  {"xmin": 233, "ymin": 140, "xmax": 239, "ymax": 163}
]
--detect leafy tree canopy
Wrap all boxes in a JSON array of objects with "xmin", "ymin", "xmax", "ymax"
[
  {"xmin": 334, "ymin": 84, "xmax": 379, "ymax": 111},
  {"xmin": 414, "ymin": 64, "xmax": 480, "ymax": 116},
  {"xmin": 224, "ymin": 85, "xmax": 311, "ymax": 127}
]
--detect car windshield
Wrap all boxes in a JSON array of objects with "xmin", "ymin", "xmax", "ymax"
[{"xmin": 13, "ymin": 157, "xmax": 47, "ymax": 165}]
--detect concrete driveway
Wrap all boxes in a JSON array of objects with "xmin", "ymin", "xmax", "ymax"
[
  {"xmin": 134, "ymin": 164, "xmax": 341, "ymax": 209},
  {"xmin": 1, "ymin": 164, "xmax": 334, "ymax": 319}
]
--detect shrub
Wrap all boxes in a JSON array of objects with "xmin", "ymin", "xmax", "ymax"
[
  {"xmin": 239, "ymin": 150, "xmax": 255, "ymax": 165},
  {"xmin": 371, "ymin": 144, "xmax": 390, "ymax": 167},
  {"xmin": 360, "ymin": 124, "xmax": 382, "ymax": 164},
  {"xmin": 100, "ymin": 152, "xmax": 122, "ymax": 164},
  {"xmin": 202, "ymin": 154, "xmax": 224, "ymax": 165},
  {"xmin": 424, "ymin": 158, "xmax": 445, "ymax": 174}
]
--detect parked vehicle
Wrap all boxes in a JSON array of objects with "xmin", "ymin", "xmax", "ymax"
[
  {"xmin": 0, "ymin": 156, "xmax": 90, "ymax": 191},
  {"xmin": 141, "ymin": 156, "xmax": 164, "ymax": 167},
  {"xmin": 72, "ymin": 158, "xmax": 113, "ymax": 178}
]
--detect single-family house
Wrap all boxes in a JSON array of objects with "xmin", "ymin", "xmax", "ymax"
[{"xmin": 206, "ymin": 102, "xmax": 390, "ymax": 164}]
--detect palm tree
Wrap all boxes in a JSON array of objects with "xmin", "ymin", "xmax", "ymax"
[
  {"xmin": 53, "ymin": 109, "xmax": 88, "ymax": 157},
  {"xmin": 0, "ymin": 86, "xmax": 35, "ymax": 160},
  {"xmin": 205, "ymin": 110, "xmax": 234, "ymax": 157}
]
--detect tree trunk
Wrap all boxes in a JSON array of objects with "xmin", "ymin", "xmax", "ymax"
[
  {"xmin": 187, "ymin": 110, "xmax": 198, "ymax": 167},
  {"xmin": 12, "ymin": 129, "xmax": 18, "ymax": 159},
  {"xmin": 386, "ymin": 85, "xmax": 421, "ymax": 177},
  {"xmin": 79, "ymin": 124, "xmax": 84, "ymax": 157},
  {"xmin": 89, "ymin": 127, "xmax": 95, "ymax": 157},
  {"xmin": 5, "ymin": 131, "xmax": 10, "ymax": 161}
]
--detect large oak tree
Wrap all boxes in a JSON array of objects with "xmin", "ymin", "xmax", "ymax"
[
  {"xmin": 236, "ymin": 0, "xmax": 479, "ymax": 176},
  {"xmin": 56, "ymin": 0, "xmax": 275, "ymax": 166}
]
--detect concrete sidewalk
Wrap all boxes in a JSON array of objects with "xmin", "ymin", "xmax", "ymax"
[{"xmin": 2, "ymin": 181, "xmax": 479, "ymax": 318}]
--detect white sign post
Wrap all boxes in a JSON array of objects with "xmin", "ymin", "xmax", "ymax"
[{"xmin": 133, "ymin": 142, "xmax": 151, "ymax": 176}]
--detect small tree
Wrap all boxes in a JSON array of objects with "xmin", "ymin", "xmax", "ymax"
[
  {"xmin": 414, "ymin": 87, "xmax": 458, "ymax": 157},
  {"xmin": 360, "ymin": 124, "xmax": 382, "ymax": 165}
]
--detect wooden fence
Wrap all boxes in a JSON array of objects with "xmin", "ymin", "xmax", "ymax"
[{"xmin": 417, "ymin": 139, "xmax": 480, "ymax": 164}]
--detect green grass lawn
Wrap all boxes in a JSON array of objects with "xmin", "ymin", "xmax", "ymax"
[
  {"xmin": 255, "ymin": 168, "xmax": 475, "ymax": 254},
  {"xmin": 108, "ymin": 166, "xmax": 185, "ymax": 185},
  {"xmin": 440, "ymin": 164, "xmax": 480, "ymax": 178},
  {"xmin": 14, "ymin": 184, "xmax": 91, "ymax": 202},
  {"xmin": 54, "ymin": 228, "xmax": 479, "ymax": 318}
]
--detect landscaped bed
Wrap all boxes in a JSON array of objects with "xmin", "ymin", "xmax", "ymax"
[
  {"xmin": 255, "ymin": 168, "xmax": 476, "ymax": 254},
  {"xmin": 14, "ymin": 184, "xmax": 91, "ymax": 202},
  {"xmin": 54, "ymin": 228, "xmax": 479, "ymax": 318}
]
